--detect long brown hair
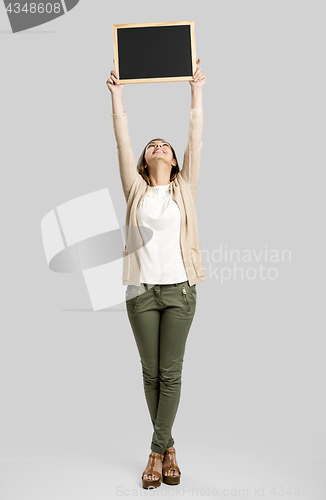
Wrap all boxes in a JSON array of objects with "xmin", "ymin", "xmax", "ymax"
[{"xmin": 137, "ymin": 138, "xmax": 180, "ymax": 186}]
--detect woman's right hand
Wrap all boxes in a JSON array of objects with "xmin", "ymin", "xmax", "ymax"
[{"xmin": 106, "ymin": 69, "xmax": 125, "ymax": 94}]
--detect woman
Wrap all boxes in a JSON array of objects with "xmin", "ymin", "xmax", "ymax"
[{"xmin": 106, "ymin": 59, "xmax": 206, "ymax": 489}]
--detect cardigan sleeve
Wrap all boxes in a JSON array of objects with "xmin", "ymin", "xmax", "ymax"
[
  {"xmin": 112, "ymin": 112, "xmax": 138, "ymax": 202},
  {"xmin": 179, "ymin": 107, "xmax": 204, "ymax": 203}
]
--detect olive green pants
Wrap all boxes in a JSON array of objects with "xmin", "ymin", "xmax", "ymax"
[{"xmin": 126, "ymin": 280, "xmax": 197, "ymax": 455}]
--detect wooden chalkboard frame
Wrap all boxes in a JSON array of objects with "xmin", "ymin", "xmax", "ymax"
[{"xmin": 113, "ymin": 21, "xmax": 196, "ymax": 84}]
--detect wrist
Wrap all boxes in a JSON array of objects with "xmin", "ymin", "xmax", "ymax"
[
  {"xmin": 191, "ymin": 88, "xmax": 203, "ymax": 109},
  {"xmin": 191, "ymin": 85, "xmax": 203, "ymax": 94},
  {"xmin": 112, "ymin": 92, "xmax": 124, "ymax": 114}
]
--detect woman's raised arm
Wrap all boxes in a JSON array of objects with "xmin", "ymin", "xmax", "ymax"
[
  {"xmin": 106, "ymin": 70, "xmax": 125, "ymax": 114},
  {"xmin": 179, "ymin": 59, "xmax": 206, "ymax": 203},
  {"xmin": 106, "ymin": 69, "xmax": 138, "ymax": 202},
  {"xmin": 189, "ymin": 58, "xmax": 206, "ymax": 109}
]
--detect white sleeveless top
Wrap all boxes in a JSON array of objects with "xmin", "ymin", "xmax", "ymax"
[{"xmin": 136, "ymin": 184, "xmax": 188, "ymax": 284}]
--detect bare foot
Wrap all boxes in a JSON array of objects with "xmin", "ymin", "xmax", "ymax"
[
  {"xmin": 163, "ymin": 446, "xmax": 181, "ymax": 477},
  {"xmin": 142, "ymin": 451, "xmax": 163, "ymax": 481}
]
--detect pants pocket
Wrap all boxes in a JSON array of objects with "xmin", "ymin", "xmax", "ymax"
[
  {"xmin": 125, "ymin": 285, "xmax": 140, "ymax": 312},
  {"xmin": 132, "ymin": 295, "xmax": 139, "ymax": 312},
  {"xmin": 181, "ymin": 285, "xmax": 190, "ymax": 312}
]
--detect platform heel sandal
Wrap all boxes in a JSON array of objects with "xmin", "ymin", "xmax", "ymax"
[
  {"xmin": 163, "ymin": 447, "xmax": 181, "ymax": 485},
  {"xmin": 142, "ymin": 451, "xmax": 165, "ymax": 489}
]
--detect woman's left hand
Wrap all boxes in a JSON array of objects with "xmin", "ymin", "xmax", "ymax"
[{"xmin": 189, "ymin": 58, "xmax": 206, "ymax": 88}]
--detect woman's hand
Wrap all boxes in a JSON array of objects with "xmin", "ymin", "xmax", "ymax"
[
  {"xmin": 189, "ymin": 58, "xmax": 206, "ymax": 89},
  {"xmin": 106, "ymin": 69, "xmax": 125, "ymax": 94}
]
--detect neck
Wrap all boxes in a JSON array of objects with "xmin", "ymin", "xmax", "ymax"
[
  {"xmin": 148, "ymin": 166, "xmax": 171, "ymax": 186},
  {"xmin": 149, "ymin": 177, "xmax": 170, "ymax": 187}
]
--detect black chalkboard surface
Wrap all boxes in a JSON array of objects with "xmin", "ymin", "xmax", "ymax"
[{"xmin": 113, "ymin": 21, "xmax": 196, "ymax": 84}]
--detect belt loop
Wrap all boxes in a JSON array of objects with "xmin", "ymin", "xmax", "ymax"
[
  {"xmin": 174, "ymin": 283, "xmax": 177, "ymax": 287},
  {"xmin": 143, "ymin": 283, "xmax": 148, "ymax": 291}
]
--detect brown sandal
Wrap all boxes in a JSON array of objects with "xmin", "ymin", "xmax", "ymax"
[
  {"xmin": 163, "ymin": 447, "xmax": 181, "ymax": 485},
  {"xmin": 142, "ymin": 451, "xmax": 164, "ymax": 489}
]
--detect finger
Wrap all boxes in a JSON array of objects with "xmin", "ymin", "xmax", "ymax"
[
  {"xmin": 107, "ymin": 76, "xmax": 119, "ymax": 86},
  {"xmin": 193, "ymin": 70, "xmax": 202, "ymax": 81},
  {"xmin": 111, "ymin": 74, "xmax": 120, "ymax": 85}
]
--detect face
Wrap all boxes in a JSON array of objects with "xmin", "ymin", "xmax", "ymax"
[{"xmin": 144, "ymin": 140, "xmax": 177, "ymax": 169}]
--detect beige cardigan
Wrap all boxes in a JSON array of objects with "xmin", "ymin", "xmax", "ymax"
[{"xmin": 112, "ymin": 107, "xmax": 206, "ymax": 286}]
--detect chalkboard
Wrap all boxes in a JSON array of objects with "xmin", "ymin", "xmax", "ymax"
[{"xmin": 113, "ymin": 21, "xmax": 196, "ymax": 84}]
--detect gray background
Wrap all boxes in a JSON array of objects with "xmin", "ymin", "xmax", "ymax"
[{"xmin": 1, "ymin": 0, "xmax": 325, "ymax": 498}]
